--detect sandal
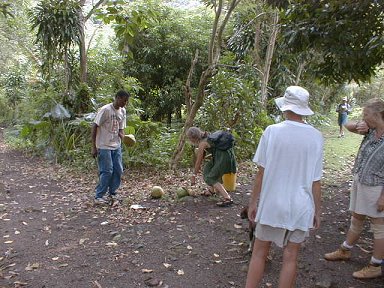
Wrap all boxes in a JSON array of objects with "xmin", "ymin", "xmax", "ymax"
[{"xmin": 216, "ymin": 198, "xmax": 233, "ymax": 207}]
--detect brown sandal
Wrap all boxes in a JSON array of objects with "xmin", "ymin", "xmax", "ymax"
[{"xmin": 216, "ymin": 198, "xmax": 233, "ymax": 207}]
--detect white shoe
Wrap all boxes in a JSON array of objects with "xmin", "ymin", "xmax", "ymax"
[{"xmin": 94, "ymin": 197, "xmax": 109, "ymax": 205}]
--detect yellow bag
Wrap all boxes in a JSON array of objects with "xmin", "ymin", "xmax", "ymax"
[{"xmin": 222, "ymin": 173, "xmax": 236, "ymax": 192}]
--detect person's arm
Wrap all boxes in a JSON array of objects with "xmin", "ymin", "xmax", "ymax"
[
  {"xmin": 345, "ymin": 120, "xmax": 369, "ymax": 135},
  {"xmin": 377, "ymin": 187, "xmax": 384, "ymax": 212},
  {"xmin": 91, "ymin": 123, "xmax": 98, "ymax": 158},
  {"xmin": 118, "ymin": 129, "xmax": 124, "ymax": 141},
  {"xmin": 191, "ymin": 140, "xmax": 210, "ymax": 185},
  {"xmin": 248, "ymin": 166, "xmax": 264, "ymax": 224},
  {"xmin": 312, "ymin": 180, "xmax": 321, "ymax": 229}
]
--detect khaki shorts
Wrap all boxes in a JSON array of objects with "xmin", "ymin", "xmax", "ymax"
[
  {"xmin": 350, "ymin": 174, "xmax": 384, "ymax": 218},
  {"xmin": 255, "ymin": 223, "xmax": 309, "ymax": 248}
]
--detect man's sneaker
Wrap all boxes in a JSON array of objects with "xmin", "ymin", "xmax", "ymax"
[
  {"xmin": 324, "ymin": 247, "xmax": 351, "ymax": 261},
  {"xmin": 352, "ymin": 264, "xmax": 382, "ymax": 279},
  {"xmin": 94, "ymin": 197, "xmax": 109, "ymax": 205}
]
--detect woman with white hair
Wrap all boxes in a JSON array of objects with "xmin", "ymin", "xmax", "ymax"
[
  {"xmin": 186, "ymin": 126, "xmax": 237, "ymax": 207},
  {"xmin": 325, "ymin": 98, "xmax": 384, "ymax": 279}
]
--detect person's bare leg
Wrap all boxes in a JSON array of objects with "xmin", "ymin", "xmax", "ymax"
[
  {"xmin": 212, "ymin": 182, "xmax": 230, "ymax": 200},
  {"xmin": 372, "ymin": 217, "xmax": 384, "ymax": 260},
  {"xmin": 245, "ymin": 239, "xmax": 271, "ymax": 288},
  {"xmin": 345, "ymin": 213, "xmax": 366, "ymax": 246},
  {"xmin": 278, "ymin": 241, "xmax": 301, "ymax": 288}
]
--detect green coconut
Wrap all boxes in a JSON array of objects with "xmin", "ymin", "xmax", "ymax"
[
  {"xmin": 151, "ymin": 186, "xmax": 164, "ymax": 199},
  {"xmin": 176, "ymin": 187, "xmax": 189, "ymax": 199}
]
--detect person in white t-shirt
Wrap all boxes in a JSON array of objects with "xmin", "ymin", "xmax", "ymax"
[
  {"xmin": 245, "ymin": 86, "xmax": 324, "ymax": 288},
  {"xmin": 91, "ymin": 90, "xmax": 130, "ymax": 204}
]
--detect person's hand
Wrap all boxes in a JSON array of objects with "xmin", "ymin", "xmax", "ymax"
[
  {"xmin": 313, "ymin": 212, "xmax": 321, "ymax": 229},
  {"xmin": 356, "ymin": 121, "xmax": 369, "ymax": 134},
  {"xmin": 191, "ymin": 174, "xmax": 196, "ymax": 186},
  {"xmin": 377, "ymin": 194, "xmax": 384, "ymax": 212},
  {"xmin": 91, "ymin": 147, "xmax": 97, "ymax": 158},
  {"xmin": 247, "ymin": 205, "xmax": 257, "ymax": 225}
]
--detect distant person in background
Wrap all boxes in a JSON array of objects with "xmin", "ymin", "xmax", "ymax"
[
  {"xmin": 245, "ymin": 86, "xmax": 323, "ymax": 288},
  {"xmin": 324, "ymin": 98, "xmax": 384, "ymax": 279},
  {"xmin": 91, "ymin": 90, "xmax": 130, "ymax": 204},
  {"xmin": 336, "ymin": 97, "xmax": 351, "ymax": 138}
]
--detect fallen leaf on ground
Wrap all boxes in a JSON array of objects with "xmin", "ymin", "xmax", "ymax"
[
  {"xmin": 25, "ymin": 263, "xmax": 40, "ymax": 271},
  {"xmin": 92, "ymin": 280, "xmax": 102, "ymax": 288},
  {"xmin": 177, "ymin": 269, "xmax": 184, "ymax": 275},
  {"xmin": 13, "ymin": 281, "xmax": 28, "ymax": 286},
  {"xmin": 79, "ymin": 238, "xmax": 88, "ymax": 245}
]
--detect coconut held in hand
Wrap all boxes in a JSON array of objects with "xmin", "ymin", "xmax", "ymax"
[{"xmin": 123, "ymin": 134, "xmax": 136, "ymax": 147}]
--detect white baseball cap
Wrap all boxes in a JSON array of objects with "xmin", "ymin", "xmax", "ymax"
[{"xmin": 274, "ymin": 86, "xmax": 314, "ymax": 116}]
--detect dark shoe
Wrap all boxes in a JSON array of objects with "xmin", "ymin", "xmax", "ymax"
[
  {"xmin": 109, "ymin": 194, "xmax": 122, "ymax": 201},
  {"xmin": 216, "ymin": 198, "xmax": 233, "ymax": 207}
]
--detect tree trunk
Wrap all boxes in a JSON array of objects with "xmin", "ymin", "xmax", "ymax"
[
  {"xmin": 79, "ymin": 18, "xmax": 87, "ymax": 83},
  {"xmin": 79, "ymin": 0, "xmax": 87, "ymax": 83},
  {"xmin": 79, "ymin": 0, "xmax": 106, "ymax": 84},
  {"xmin": 170, "ymin": 0, "xmax": 241, "ymax": 169},
  {"xmin": 260, "ymin": 10, "xmax": 279, "ymax": 107},
  {"xmin": 295, "ymin": 61, "xmax": 305, "ymax": 85}
]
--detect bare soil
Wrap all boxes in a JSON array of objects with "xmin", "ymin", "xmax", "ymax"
[{"xmin": 0, "ymin": 129, "xmax": 383, "ymax": 288}]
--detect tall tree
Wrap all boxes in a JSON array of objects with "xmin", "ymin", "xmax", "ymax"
[
  {"xmin": 170, "ymin": 0, "xmax": 242, "ymax": 169},
  {"xmin": 30, "ymin": 0, "xmax": 106, "ymax": 88},
  {"xmin": 227, "ymin": 1, "xmax": 282, "ymax": 105},
  {"xmin": 122, "ymin": 4, "xmax": 211, "ymax": 123}
]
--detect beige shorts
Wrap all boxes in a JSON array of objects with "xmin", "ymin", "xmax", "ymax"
[
  {"xmin": 255, "ymin": 223, "xmax": 309, "ymax": 248},
  {"xmin": 350, "ymin": 174, "xmax": 384, "ymax": 218}
]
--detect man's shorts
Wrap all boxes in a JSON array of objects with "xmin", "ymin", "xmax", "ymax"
[{"xmin": 255, "ymin": 223, "xmax": 309, "ymax": 248}]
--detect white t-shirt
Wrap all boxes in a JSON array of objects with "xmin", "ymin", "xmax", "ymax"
[
  {"xmin": 253, "ymin": 120, "xmax": 323, "ymax": 231},
  {"xmin": 94, "ymin": 103, "xmax": 126, "ymax": 150}
]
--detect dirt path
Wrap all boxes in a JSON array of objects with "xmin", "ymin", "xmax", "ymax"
[{"xmin": 0, "ymin": 128, "xmax": 383, "ymax": 288}]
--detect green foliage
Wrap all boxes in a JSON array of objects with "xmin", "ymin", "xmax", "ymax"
[
  {"xmin": 354, "ymin": 69, "xmax": 384, "ymax": 105},
  {"xmin": 281, "ymin": 0, "xmax": 384, "ymax": 84},
  {"xmin": 1, "ymin": 68, "xmax": 26, "ymax": 107},
  {"xmin": 122, "ymin": 3, "xmax": 212, "ymax": 123},
  {"xmin": 198, "ymin": 57, "xmax": 274, "ymax": 160},
  {"xmin": 0, "ymin": 92, "xmax": 13, "ymax": 123},
  {"xmin": 30, "ymin": 0, "xmax": 82, "ymax": 75},
  {"xmin": 227, "ymin": 1, "xmax": 274, "ymax": 60},
  {"xmin": 122, "ymin": 117, "xmax": 189, "ymax": 168},
  {"xmin": 0, "ymin": 2, "xmax": 13, "ymax": 17},
  {"xmin": 13, "ymin": 117, "xmax": 93, "ymax": 168},
  {"xmin": 95, "ymin": 0, "xmax": 160, "ymax": 58},
  {"xmin": 87, "ymin": 44, "xmax": 126, "ymax": 96}
]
